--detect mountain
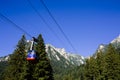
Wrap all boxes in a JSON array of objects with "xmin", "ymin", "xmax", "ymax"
[
  {"xmin": 96, "ymin": 44, "xmax": 108, "ymax": 53},
  {"xmin": 0, "ymin": 44, "xmax": 84, "ymax": 64},
  {"xmin": 46, "ymin": 44, "xmax": 84, "ymax": 67},
  {"xmin": 0, "ymin": 44, "xmax": 84, "ymax": 78},
  {"xmin": 96, "ymin": 35, "xmax": 120, "ymax": 53},
  {"xmin": 110, "ymin": 35, "xmax": 120, "ymax": 48},
  {"xmin": 0, "ymin": 44, "xmax": 84, "ymax": 68},
  {"xmin": 0, "ymin": 56, "xmax": 9, "ymax": 62},
  {"xmin": 45, "ymin": 44, "xmax": 85, "ymax": 75}
]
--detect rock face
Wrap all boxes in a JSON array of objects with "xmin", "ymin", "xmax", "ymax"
[
  {"xmin": 96, "ymin": 35, "xmax": 120, "ymax": 54},
  {"xmin": 110, "ymin": 35, "xmax": 120, "ymax": 48},
  {"xmin": 46, "ymin": 44, "xmax": 84, "ymax": 67},
  {"xmin": 0, "ymin": 56, "xmax": 9, "ymax": 62}
]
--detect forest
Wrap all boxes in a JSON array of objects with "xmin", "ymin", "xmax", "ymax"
[
  {"xmin": 59, "ymin": 44, "xmax": 120, "ymax": 80},
  {"xmin": 0, "ymin": 35, "xmax": 120, "ymax": 80}
]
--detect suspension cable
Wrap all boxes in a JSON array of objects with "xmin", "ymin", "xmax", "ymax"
[
  {"xmin": 0, "ymin": 13, "xmax": 32, "ymax": 38},
  {"xmin": 27, "ymin": 0, "xmax": 66, "ymax": 46},
  {"xmin": 40, "ymin": 0, "xmax": 77, "ymax": 53}
]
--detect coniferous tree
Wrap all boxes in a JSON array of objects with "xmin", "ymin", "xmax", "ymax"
[
  {"xmin": 0, "ymin": 61, "xmax": 8, "ymax": 80},
  {"xmin": 84, "ymin": 57, "xmax": 98, "ymax": 80},
  {"xmin": 103, "ymin": 44, "xmax": 120, "ymax": 80},
  {"xmin": 4, "ymin": 35, "xmax": 26, "ymax": 80},
  {"xmin": 32, "ymin": 34, "xmax": 54, "ymax": 80},
  {"xmin": 95, "ymin": 51, "xmax": 105, "ymax": 79},
  {"xmin": 79, "ymin": 64, "xmax": 85, "ymax": 80},
  {"xmin": 84, "ymin": 44, "xmax": 120, "ymax": 80}
]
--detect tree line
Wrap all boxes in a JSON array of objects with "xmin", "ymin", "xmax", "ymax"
[
  {"xmin": 0, "ymin": 35, "xmax": 120, "ymax": 80},
  {"xmin": 1, "ymin": 34, "xmax": 54, "ymax": 80},
  {"xmin": 61, "ymin": 44, "xmax": 120, "ymax": 80}
]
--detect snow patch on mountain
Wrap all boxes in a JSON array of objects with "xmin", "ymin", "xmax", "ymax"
[
  {"xmin": 97, "ymin": 44, "xmax": 106, "ymax": 53},
  {"xmin": 111, "ymin": 35, "xmax": 120, "ymax": 44},
  {"xmin": 55, "ymin": 55, "xmax": 60, "ymax": 61},
  {"xmin": 95, "ymin": 34, "xmax": 120, "ymax": 56},
  {"xmin": 46, "ymin": 44, "xmax": 85, "ymax": 66},
  {"xmin": 0, "ymin": 56, "xmax": 9, "ymax": 62}
]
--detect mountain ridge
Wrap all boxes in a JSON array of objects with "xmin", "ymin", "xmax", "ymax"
[
  {"xmin": 0, "ymin": 44, "xmax": 84, "ymax": 67},
  {"xmin": 96, "ymin": 35, "xmax": 120, "ymax": 54},
  {"xmin": 46, "ymin": 44, "xmax": 84, "ymax": 66}
]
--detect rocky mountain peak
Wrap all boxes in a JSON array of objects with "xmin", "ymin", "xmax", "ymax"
[
  {"xmin": 96, "ymin": 34, "xmax": 120, "ymax": 55},
  {"xmin": 111, "ymin": 35, "xmax": 120, "ymax": 44},
  {"xmin": 45, "ymin": 44, "xmax": 84, "ymax": 66}
]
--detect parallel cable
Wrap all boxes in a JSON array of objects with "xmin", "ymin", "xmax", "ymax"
[
  {"xmin": 27, "ymin": 0, "xmax": 65, "ymax": 45},
  {"xmin": 40, "ymin": 0, "xmax": 77, "ymax": 52},
  {"xmin": 0, "ymin": 13, "xmax": 32, "ymax": 37}
]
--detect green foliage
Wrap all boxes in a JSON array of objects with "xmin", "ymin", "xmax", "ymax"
[
  {"xmin": 84, "ymin": 44, "xmax": 120, "ymax": 80},
  {"xmin": 84, "ymin": 57, "xmax": 99, "ymax": 80},
  {"xmin": 2, "ymin": 34, "xmax": 54, "ymax": 80},
  {"xmin": 95, "ymin": 51, "xmax": 105, "ymax": 79},
  {"xmin": 53, "ymin": 64, "xmax": 85, "ymax": 80},
  {"xmin": 24, "ymin": 34, "xmax": 54, "ymax": 80},
  {"xmin": 32, "ymin": 34, "xmax": 54, "ymax": 80},
  {"xmin": 103, "ymin": 44, "xmax": 120, "ymax": 80},
  {"xmin": 3, "ymin": 35, "xmax": 27, "ymax": 80},
  {"xmin": 1, "ymin": 36, "xmax": 120, "ymax": 80},
  {"xmin": 44, "ymin": 43, "xmax": 120, "ymax": 80},
  {"xmin": 0, "ymin": 61, "xmax": 8, "ymax": 80}
]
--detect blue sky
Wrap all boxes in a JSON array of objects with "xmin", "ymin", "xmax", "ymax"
[{"xmin": 0, "ymin": 0, "xmax": 120, "ymax": 57}]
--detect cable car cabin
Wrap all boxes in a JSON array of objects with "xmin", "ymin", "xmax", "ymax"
[{"xmin": 27, "ymin": 50, "xmax": 37, "ymax": 61}]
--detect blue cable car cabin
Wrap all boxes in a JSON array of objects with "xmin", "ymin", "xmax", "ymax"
[
  {"xmin": 27, "ymin": 50, "xmax": 37, "ymax": 60},
  {"xmin": 26, "ymin": 38, "xmax": 37, "ymax": 61}
]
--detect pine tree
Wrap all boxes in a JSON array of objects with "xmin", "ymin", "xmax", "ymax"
[
  {"xmin": 4, "ymin": 35, "xmax": 27, "ymax": 80},
  {"xmin": 94, "ymin": 51, "xmax": 105, "ymax": 79},
  {"xmin": 84, "ymin": 57, "xmax": 98, "ymax": 80},
  {"xmin": 103, "ymin": 44, "xmax": 120, "ymax": 80},
  {"xmin": 32, "ymin": 34, "xmax": 54, "ymax": 80}
]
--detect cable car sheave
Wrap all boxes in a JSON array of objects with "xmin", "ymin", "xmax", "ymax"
[{"xmin": 26, "ymin": 37, "xmax": 37, "ymax": 61}]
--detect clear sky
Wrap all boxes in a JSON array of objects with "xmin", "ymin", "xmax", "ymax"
[{"xmin": 0, "ymin": 0, "xmax": 120, "ymax": 57}]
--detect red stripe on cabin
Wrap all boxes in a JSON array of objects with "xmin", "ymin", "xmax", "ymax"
[{"xmin": 27, "ymin": 58, "xmax": 35, "ymax": 60}]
